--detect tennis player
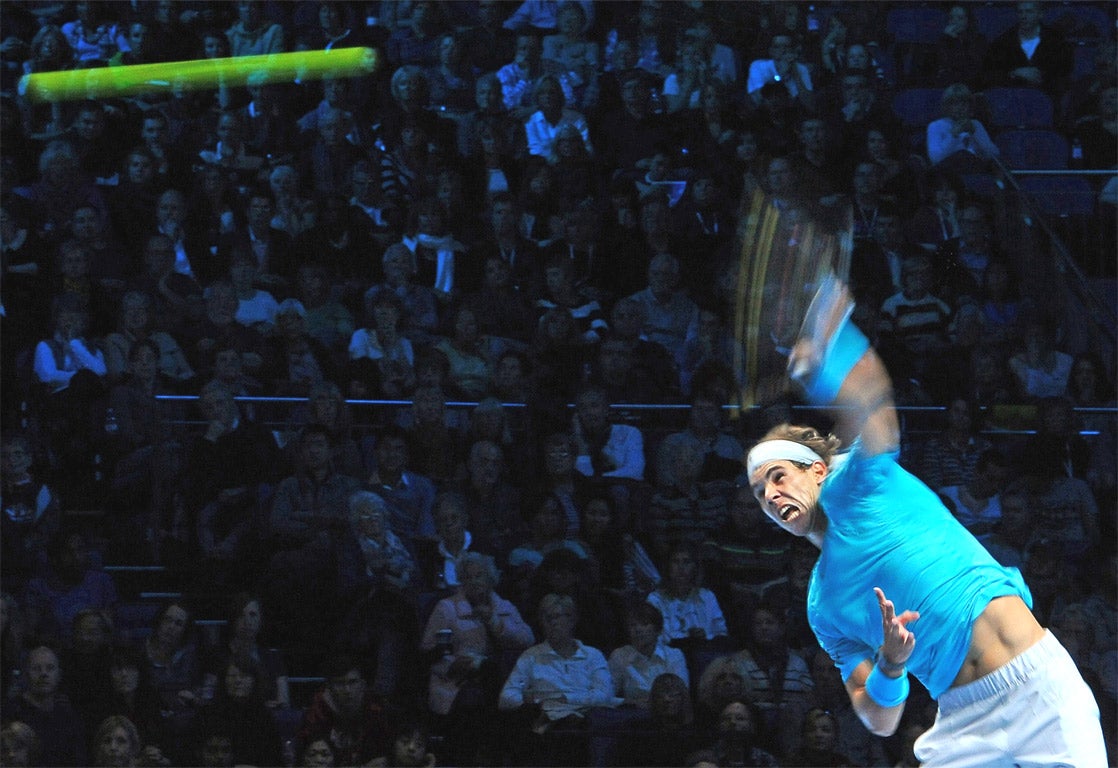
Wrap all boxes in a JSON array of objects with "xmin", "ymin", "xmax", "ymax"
[{"xmin": 746, "ymin": 277, "xmax": 1106, "ymax": 766}]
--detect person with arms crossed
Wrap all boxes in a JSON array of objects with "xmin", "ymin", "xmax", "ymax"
[{"xmin": 745, "ymin": 276, "xmax": 1105, "ymax": 766}]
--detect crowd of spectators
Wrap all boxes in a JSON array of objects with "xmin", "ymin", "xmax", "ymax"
[{"xmin": 0, "ymin": 1, "xmax": 1115, "ymax": 766}]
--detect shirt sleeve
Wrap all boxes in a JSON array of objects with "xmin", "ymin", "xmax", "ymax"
[
  {"xmin": 33, "ymin": 341, "xmax": 74, "ymax": 387},
  {"xmin": 566, "ymin": 647, "xmax": 614, "ymax": 708},
  {"xmin": 498, "ymin": 650, "xmax": 531, "ymax": 709}
]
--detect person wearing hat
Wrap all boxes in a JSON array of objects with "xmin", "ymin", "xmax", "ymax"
[{"xmin": 744, "ymin": 277, "xmax": 1105, "ymax": 766}]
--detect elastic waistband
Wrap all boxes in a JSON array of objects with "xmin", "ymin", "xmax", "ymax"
[{"xmin": 938, "ymin": 630, "xmax": 1062, "ymax": 714}]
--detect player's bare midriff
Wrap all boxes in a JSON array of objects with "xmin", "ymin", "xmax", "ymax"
[{"xmin": 951, "ymin": 595, "xmax": 1047, "ymax": 689}]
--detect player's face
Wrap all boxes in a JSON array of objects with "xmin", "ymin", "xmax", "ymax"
[{"xmin": 750, "ymin": 459, "xmax": 827, "ymax": 538}]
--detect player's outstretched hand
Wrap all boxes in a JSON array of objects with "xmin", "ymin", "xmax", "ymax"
[{"xmin": 874, "ymin": 586, "xmax": 919, "ymax": 669}]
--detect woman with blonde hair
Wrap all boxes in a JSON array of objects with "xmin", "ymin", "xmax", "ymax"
[{"xmin": 926, "ymin": 83, "xmax": 999, "ymax": 168}]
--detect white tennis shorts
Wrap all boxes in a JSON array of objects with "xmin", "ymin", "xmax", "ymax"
[{"xmin": 914, "ymin": 630, "xmax": 1108, "ymax": 767}]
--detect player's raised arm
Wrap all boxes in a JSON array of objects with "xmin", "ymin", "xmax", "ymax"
[{"xmin": 788, "ymin": 275, "xmax": 899, "ymax": 456}]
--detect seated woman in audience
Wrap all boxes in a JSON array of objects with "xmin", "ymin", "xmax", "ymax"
[
  {"xmin": 349, "ymin": 290, "xmax": 416, "ymax": 400},
  {"xmin": 616, "ymin": 672, "xmax": 706, "ymax": 768},
  {"xmin": 781, "ymin": 706, "xmax": 855, "ymax": 767},
  {"xmin": 101, "ymin": 291, "xmax": 194, "ymax": 386},
  {"xmin": 34, "ymin": 294, "xmax": 107, "ymax": 398},
  {"xmin": 607, "ymin": 602, "xmax": 689, "ymax": 709},
  {"xmin": 419, "ymin": 551, "xmax": 534, "ymax": 765},
  {"xmin": 91, "ymin": 714, "xmax": 156, "ymax": 768},
  {"xmin": 0, "ymin": 720, "xmax": 41, "ymax": 768},
  {"xmin": 926, "ymin": 83, "xmax": 999, "ymax": 170},
  {"xmin": 646, "ymin": 542, "xmax": 729, "ymax": 651},
  {"xmin": 497, "ymin": 593, "xmax": 614, "ymax": 766},
  {"xmin": 195, "ymin": 653, "xmax": 281, "ymax": 768},
  {"xmin": 138, "ymin": 600, "xmax": 199, "ymax": 714},
  {"xmin": 577, "ymin": 491, "xmax": 660, "ymax": 600},
  {"xmin": 201, "ymin": 593, "xmax": 288, "ymax": 710},
  {"xmin": 364, "ymin": 243, "xmax": 440, "ymax": 346},
  {"xmin": 1009, "ymin": 318, "xmax": 1077, "ymax": 401},
  {"xmin": 687, "ymin": 698, "xmax": 779, "ymax": 768},
  {"xmin": 85, "ymin": 646, "xmax": 167, "ymax": 758},
  {"xmin": 434, "ymin": 306, "xmax": 496, "ymax": 400},
  {"xmin": 907, "ymin": 170, "xmax": 964, "ymax": 253}
]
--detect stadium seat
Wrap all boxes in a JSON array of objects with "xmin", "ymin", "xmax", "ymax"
[
  {"xmin": 886, "ymin": 7, "xmax": 948, "ymax": 44},
  {"xmin": 982, "ymin": 87, "xmax": 1055, "ymax": 129},
  {"xmin": 1019, "ymin": 175, "xmax": 1097, "ymax": 217},
  {"xmin": 892, "ymin": 88, "xmax": 945, "ymax": 128},
  {"xmin": 974, "ymin": 4, "xmax": 1019, "ymax": 39},
  {"xmin": 995, "ymin": 129, "xmax": 1070, "ymax": 169}
]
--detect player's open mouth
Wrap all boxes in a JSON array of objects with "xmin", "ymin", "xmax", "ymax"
[{"xmin": 780, "ymin": 504, "xmax": 797, "ymax": 521}]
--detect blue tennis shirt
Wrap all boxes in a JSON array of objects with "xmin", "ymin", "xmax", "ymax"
[{"xmin": 809, "ymin": 441, "xmax": 1031, "ymax": 699}]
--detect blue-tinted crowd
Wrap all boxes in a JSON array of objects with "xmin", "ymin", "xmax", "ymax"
[{"xmin": 0, "ymin": 1, "xmax": 1115, "ymax": 766}]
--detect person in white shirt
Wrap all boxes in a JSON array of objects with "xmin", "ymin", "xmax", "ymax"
[
  {"xmin": 572, "ymin": 384, "xmax": 645, "ymax": 481},
  {"xmin": 523, "ymin": 75, "xmax": 592, "ymax": 159},
  {"xmin": 747, "ymin": 34, "xmax": 814, "ymax": 110},
  {"xmin": 34, "ymin": 296, "xmax": 107, "ymax": 394},
  {"xmin": 498, "ymin": 593, "xmax": 615, "ymax": 763},
  {"xmin": 608, "ymin": 602, "xmax": 689, "ymax": 708},
  {"xmin": 646, "ymin": 542, "xmax": 729, "ymax": 645},
  {"xmin": 926, "ymin": 83, "xmax": 1000, "ymax": 167}
]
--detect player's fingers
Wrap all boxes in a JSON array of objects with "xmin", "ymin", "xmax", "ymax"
[{"xmin": 896, "ymin": 610, "xmax": 921, "ymax": 626}]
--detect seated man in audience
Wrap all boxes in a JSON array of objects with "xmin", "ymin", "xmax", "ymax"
[
  {"xmin": 298, "ymin": 655, "xmax": 395, "ymax": 767},
  {"xmin": 572, "ymin": 384, "xmax": 645, "ymax": 482},
  {"xmin": 187, "ymin": 380, "xmax": 281, "ymax": 591},
  {"xmin": 362, "ymin": 425, "xmax": 437, "ymax": 546},
  {"xmin": 624, "ymin": 254, "xmax": 700, "ymax": 370}
]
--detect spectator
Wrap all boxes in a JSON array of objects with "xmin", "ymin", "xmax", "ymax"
[
  {"xmin": 33, "ymin": 294, "xmax": 107, "ymax": 395},
  {"xmin": 524, "ymin": 75, "xmax": 593, "ymax": 160},
  {"xmin": 878, "ymin": 254, "xmax": 954, "ymax": 385},
  {"xmin": 195, "ymin": 653, "xmax": 282, "ymax": 767},
  {"xmin": 982, "ymin": 0, "xmax": 1072, "ymax": 93},
  {"xmin": 1, "ymin": 433, "xmax": 60, "ymax": 595},
  {"xmin": 572, "ymin": 384, "xmax": 645, "ymax": 481},
  {"xmin": 909, "ymin": 397, "xmax": 993, "ymax": 490},
  {"xmin": 732, "ymin": 603, "xmax": 815, "ymax": 758},
  {"xmin": 578, "ymin": 490, "xmax": 660, "ymax": 599},
  {"xmin": 426, "ymin": 32, "xmax": 476, "ymax": 114},
  {"xmin": 926, "ymin": 83, "xmax": 1000, "ymax": 170},
  {"xmin": 349, "ymin": 291, "xmax": 416, "ymax": 400},
  {"xmin": 333, "ymin": 491, "xmax": 419, "ymax": 702},
  {"xmin": 617, "ymin": 671, "xmax": 705, "ymax": 767},
  {"xmin": 747, "ymin": 33, "xmax": 816, "ymax": 112},
  {"xmin": 625, "ymin": 253, "xmax": 699, "ymax": 367},
  {"xmin": 937, "ymin": 448, "xmax": 1010, "ymax": 536},
  {"xmin": 805, "ymin": 649, "xmax": 889, "ymax": 767},
  {"xmin": 216, "ymin": 189, "xmax": 296, "ymax": 296},
  {"xmin": 4, "ymin": 644, "xmax": 86, "ymax": 766},
  {"xmin": 1008, "ymin": 320, "xmax": 1074, "ymax": 399},
  {"xmin": 496, "ymin": 34, "xmax": 546, "ymax": 119},
  {"xmin": 386, "ymin": 1, "xmax": 445, "ymax": 67},
  {"xmin": 433, "ymin": 306, "xmax": 495, "ymax": 400},
  {"xmin": 102, "ymin": 291, "xmax": 194, "ymax": 386},
  {"xmin": 91, "ymin": 714, "xmax": 146, "ymax": 768},
  {"xmin": 498, "ymin": 592, "xmax": 614, "ymax": 765},
  {"xmin": 365, "ymin": 243, "xmax": 441, "ymax": 345},
  {"xmin": 648, "ymin": 436, "xmax": 735, "ymax": 558},
  {"xmin": 23, "ymin": 530, "xmax": 118, "ymax": 644},
  {"xmin": 782, "ymin": 706, "xmax": 856, "ymax": 767},
  {"xmin": 976, "ymin": 479, "xmax": 1036, "ymax": 570},
  {"xmin": 419, "ymin": 551, "xmax": 533, "ymax": 763},
  {"xmin": 296, "ymin": 655, "xmax": 393, "ymax": 766},
  {"xmin": 539, "ymin": 3, "xmax": 598, "ymax": 107},
  {"xmin": 295, "ymin": 262, "xmax": 356, "ymax": 354},
  {"xmin": 363, "ymin": 425, "xmax": 437, "ymax": 544},
  {"xmin": 646, "ymin": 541, "xmax": 729, "ymax": 647},
  {"xmin": 138, "ymin": 601, "xmax": 199, "ymax": 714},
  {"xmin": 281, "ymin": 381, "xmax": 363, "ymax": 480},
  {"xmin": 658, "ymin": 389, "xmax": 744, "ymax": 488},
  {"xmin": 608, "ymin": 601, "xmax": 689, "ymax": 708},
  {"xmin": 687, "ymin": 698, "xmax": 779, "ymax": 768},
  {"xmin": 907, "ymin": 170, "xmax": 964, "ymax": 253},
  {"xmin": 186, "ymin": 380, "xmax": 280, "ymax": 585},
  {"xmin": 200, "ymin": 593, "xmax": 289, "ymax": 710},
  {"xmin": 933, "ymin": 4, "xmax": 988, "ymax": 88},
  {"xmin": 226, "ymin": 0, "xmax": 284, "ymax": 57}
]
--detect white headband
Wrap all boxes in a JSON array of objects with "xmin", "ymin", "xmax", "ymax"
[{"xmin": 746, "ymin": 440, "xmax": 824, "ymax": 478}]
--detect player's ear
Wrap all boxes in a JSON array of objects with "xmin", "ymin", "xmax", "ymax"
[{"xmin": 810, "ymin": 460, "xmax": 828, "ymax": 483}]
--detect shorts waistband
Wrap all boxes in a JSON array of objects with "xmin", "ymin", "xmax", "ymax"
[{"xmin": 938, "ymin": 630, "xmax": 1061, "ymax": 714}]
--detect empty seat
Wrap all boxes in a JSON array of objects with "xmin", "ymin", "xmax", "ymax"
[
  {"xmin": 974, "ymin": 4, "xmax": 1019, "ymax": 39},
  {"xmin": 892, "ymin": 88, "xmax": 945, "ymax": 127},
  {"xmin": 1020, "ymin": 175, "xmax": 1096, "ymax": 216},
  {"xmin": 983, "ymin": 87, "xmax": 1055, "ymax": 129},
  {"xmin": 887, "ymin": 7, "xmax": 948, "ymax": 44},
  {"xmin": 995, "ymin": 129, "xmax": 1070, "ymax": 169},
  {"xmin": 1044, "ymin": 4, "xmax": 1112, "ymax": 40}
]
